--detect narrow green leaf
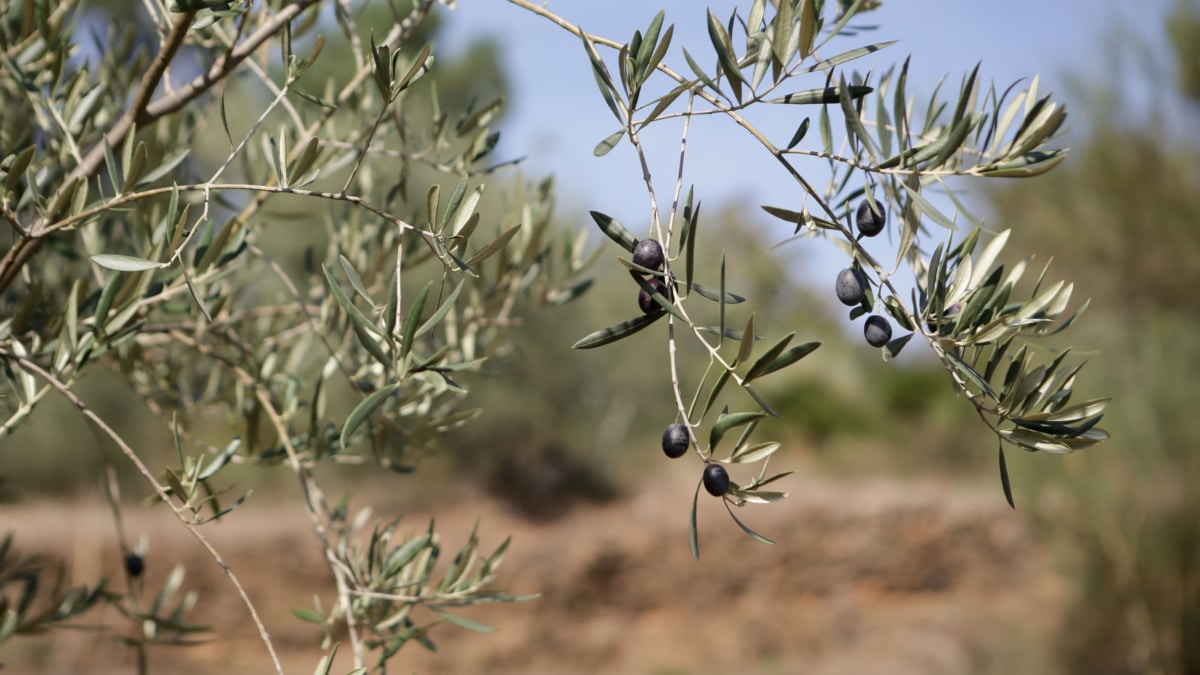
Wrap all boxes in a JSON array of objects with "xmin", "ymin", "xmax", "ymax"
[
  {"xmin": 66, "ymin": 280, "xmax": 79, "ymax": 350},
  {"xmin": 102, "ymin": 135, "xmax": 120, "ymax": 195},
  {"xmin": 123, "ymin": 141, "xmax": 148, "ymax": 190},
  {"xmin": 838, "ymin": 75, "xmax": 874, "ymax": 157},
  {"xmin": 401, "ymin": 281, "xmax": 432, "ymax": 359},
  {"xmin": 977, "ymin": 149, "xmax": 1069, "ymax": 177},
  {"xmin": 728, "ymin": 488, "xmax": 788, "ymax": 504},
  {"xmin": 999, "ymin": 427, "xmax": 1074, "ymax": 454},
  {"xmin": 594, "ymin": 128, "xmax": 625, "ymax": 157},
  {"xmin": 340, "ymin": 383, "xmax": 399, "ymax": 449},
  {"xmin": 572, "ymin": 312, "xmax": 664, "ymax": 349},
  {"xmin": 702, "ymin": 368, "xmax": 732, "ymax": 419},
  {"xmin": 323, "ymin": 265, "xmax": 383, "ymax": 337},
  {"xmin": 817, "ymin": 0, "xmax": 873, "ymax": 50},
  {"xmin": 899, "ymin": 181, "xmax": 958, "ymax": 230},
  {"xmin": 803, "ymin": 41, "xmax": 899, "ymax": 73},
  {"xmin": 432, "ymin": 608, "xmax": 496, "ymax": 633},
  {"xmin": 90, "ymin": 253, "xmax": 163, "ymax": 272},
  {"xmin": 729, "ymin": 441, "xmax": 780, "ymax": 464},
  {"xmin": 682, "ymin": 46, "xmax": 723, "ymax": 97},
  {"xmin": 819, "ymin": 103, "xmax": 833, "ymax": 155},
  {"xmin": 4, "ymin": 146, "xmax": 35, "ymax": 194},
  {"xmin": 634, "ymin": 11, "xmax": 666, "ymax": 83},
  {"xmin": 719, "ymin": 255, "xmax": 728, "ymax": 341},
  {"xmin": 690, "ymin": 282, "xmax": 745, "ymax": 304},
  {"xmin": 198, "ymin": 438, "xmax": 241, "ymax": 480},
  {"xmin": 786, "ymin": 117, "xmax": 811, "ymax": 149},
  {"xmin": 685, "ymin": 198, "xmax": 700, "ymax": 293},
  {"xmin": 767, "ymin": 86, "xmax": 874, "ymax": 105},
  {"xmin": 797, "ymin": 0, "xmax": 818, "ymax": 60},
  {"xmin": 293, "ymin": 607, "xmax": 324, "ymax": 624},
  {"xmin": 744, "ymin": 332, "xmax": 795, "ymax": 382},
  {"xmin": 724, "ymin": 501, "xmax": 775, "ymax": 544},
  {"xmin": 920, "ymin": 115, "xmax": 969, "ymax": 169},
  {"xmin": 438, "ymin": 177, "xmax": 469, "ymax": 233},
  {"xmin": 640, "ymin": 23, "xmax": 674, "ymax": 86},
  {"xmin": 448, "ymin": 185, "xmax": 484, "ymax": 238},
  {"xmin": 182, "ymin": 264, "xmax": 213, "ymax": 322},
  {"xmin": 589, "ymin": 210, "xmax": 638, "ymax": 253},
  {"xmin": 689, "ymin": 481, "xmax": 701, "ymax": 561},
  {"xmin": 289, "ymin": 137, "xmax": 321, "ymax": 185},
  {"xmin": 997, "ymin": 445, "xmax": 1015, "ymax": 508},
  {"xmin": 697, "ymin": 326, "xmax": 754, "ymax": 340},
  {"xmin": 580, "ymin": 29, "xmax": 625, "ymax": 122},
  {"xmin": 710, "ymin": 411, "xmax": 765, "ymax": 450},
  {"xmin": 706, "ymin": 9, "xmax": 743, "ymax": 103},
  {"xmin": 339, "ymin": 255, "xmax": 375, "ymax": 306},
  {"xmin": 415, "ymin": 280, "xmax": 464, "ymax": 338},
  {"xmin": 465, "ymin": 225, "xmax": 521, "ymax": 267},
  {"xmin": 944, "ymin": 350, "xmax": 999, "ymax": 400},
  {"xmin": 638, "ymin": 81, "xmax": 688, "ymax": 129},
  {"xmin": 736, "ymin": 314, "xmax": 756, "ymax": 365},
  {"xmin": 884, "ymin": 333, "xmax": 913, "ymax": 359},
  {"xmin": 1022, "ymin": 397, "xmax": 1109, "ymax": 423},
  {"xmin": 94, "ymin": 271, "xmax": 120, "ymax": 329},
  {"xmin": 393, "ymin": 43, "xmax": 433, "ymax": 94},
  {"xmin": 757, "ymin": 341, "xmax": 821, "ymax": 377},
  {"xmin": 121, "ymin": 122, "xmax": 137, "ymax": 184},
  {"xmin": 384, "ymin": 534, "xmax": 432, "ymax": 577}
]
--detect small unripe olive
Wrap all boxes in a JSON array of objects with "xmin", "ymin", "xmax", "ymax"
[
  {"xmin": 835, "ymin": 268, "xmax": 866, "ymax": 306},
  {"xmin": 632, "ymin": 238, "xmax": 665, "ymax": 271},
  {"xmin": 125, "ymin": 552, "xmax": 145, "ymax": 578},
  {"xmin": 864, "ymin": 314, "xmax": 892, "ymax": 348},
  {"xmin": 662, "ymin": 423, "xmax": 689, "ymax": 458},
  {"xmin": 856, "ymin": 198, "xmax": 885, "ymax": 237},
  {"xmin": 702, "ymin": 464, "xmax": 730, "ymax": 497},
  {"xmin": 638, "ymin": 277, "xmax": 670, "ymax": 314}
]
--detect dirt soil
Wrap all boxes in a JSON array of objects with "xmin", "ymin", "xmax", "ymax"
[{"xmin": 1, "ymin": 466, "xmax": 1065, "ymax": 675}]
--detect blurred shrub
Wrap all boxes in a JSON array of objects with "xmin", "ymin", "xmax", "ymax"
[{"xmin": 989, "ymin": 52, "xmax": 1200, "ymax": 671}]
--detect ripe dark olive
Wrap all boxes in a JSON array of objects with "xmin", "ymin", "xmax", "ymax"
[
  {"xmin": 125, "ymin": 552, "xmax": 144, "ymax": 578},
  {"xmin": 638, "ymin": 277, "xmax": 670, "ymax": 314},
  {"xmin": 856, "ymin": 198, "xmax": 885, "ymax": 237},
  {"xmin": 632, "ymin": 238, "xmax": 665, "ymax": 271},
  {"xmin": 864, "ymin": 314, "xmax": 892, "ymax": 348},
  {"xmin": 702, "ymin": 464, "xmax": 730, "ymax": 497},
  {"xmin": 662, "ymin": 423, "xmax": 689, "ymax": 458},
  {"xmin": 835, "ymin": 268, "xmax": 866, "ymax": 306}
]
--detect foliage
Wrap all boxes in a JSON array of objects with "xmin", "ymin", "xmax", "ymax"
[
  {"xmin": 0, "ymin": 0, "xmax": 586, "ymax": 671},
  {"xmin": 510, "ymin": 0, "xmax": 1106, "ymax": 552},
  {"xmin": 990, "ymin": 112, "xmax": 1200, "ymax": 674},
  {"xmin": 0, "ymin": 0, "xmax": 1111, "ymax": 672}
]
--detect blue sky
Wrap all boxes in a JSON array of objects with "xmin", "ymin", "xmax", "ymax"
[{"xmin": 439, "ymin": 1, "xmax": 1175, "ymax": 299}]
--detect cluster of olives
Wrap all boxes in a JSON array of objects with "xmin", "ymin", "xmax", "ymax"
[
  {"xmin": 833, "ymin": 197, "xmax": 893, "ymax": 348},
  {"xmin": 632, "ymin": 238, "xmax": 672, "ymax": 314},
  {"xmin": 652, "ymin": 196, "xmax": 896, "ymax": 500},
  {"xmin": 661, "ymin": 422, "xmax": 731, "ymax": 497}
]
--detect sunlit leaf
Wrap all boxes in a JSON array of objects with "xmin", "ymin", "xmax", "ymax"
[{"xmin": 90, "ymin": 254, "xmax": 164, "ymax": 272}]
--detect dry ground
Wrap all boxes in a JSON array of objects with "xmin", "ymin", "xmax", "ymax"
[{"xmin": 1, "ymin": 465, "xmax": 1065, "ymax": 674}]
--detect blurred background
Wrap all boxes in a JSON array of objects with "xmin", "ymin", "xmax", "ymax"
[{"xmin": 3, "ymin": 1, "xmax": 1199, "ymax": 673}]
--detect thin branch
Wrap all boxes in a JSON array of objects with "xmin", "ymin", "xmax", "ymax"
[{"xmin": 0, "ymin": 349, "xmax": 285, "ymax": 675}]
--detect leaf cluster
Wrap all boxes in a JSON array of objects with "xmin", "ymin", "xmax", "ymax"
[
  {"xmin": 526, "ymin": 0, "xmax": 1107, "ymax": 533},
  {"xmin": 0, "ymin": 0, "xmax": 590, "ymax": 670}
]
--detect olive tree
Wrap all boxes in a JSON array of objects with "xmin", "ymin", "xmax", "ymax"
[{"xmin": 0, "ymin": 0, "xmax": 1108, "ymax": 673}]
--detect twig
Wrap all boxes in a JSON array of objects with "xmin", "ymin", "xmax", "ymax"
[{"xmin": 0, "ymin": 349, "xmax": 285, "ymax": 675}]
